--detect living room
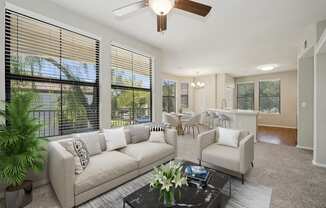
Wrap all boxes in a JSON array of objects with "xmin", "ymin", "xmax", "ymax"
[{"xmin": 0, "ymin": 0, "xmax": 326, "ymax": 208}]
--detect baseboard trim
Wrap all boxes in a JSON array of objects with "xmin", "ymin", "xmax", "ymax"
[
  {"xmin": 258, "ymin": 124, "xmax": 297, "ymax": 129},
  {"xmin": 296, "ymin": 145, "xmax": 313, "ymax": 151},
  {"xmin": 312, "ymin": 160, "xmax": 326, "ymax": 168}
]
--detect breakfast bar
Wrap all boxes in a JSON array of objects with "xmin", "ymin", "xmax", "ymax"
[{"xmin": 207, "ymin": 109, "xmax": 258, "ymax": 142}]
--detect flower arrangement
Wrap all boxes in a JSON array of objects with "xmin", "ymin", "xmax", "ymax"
[{"xmin": 150, "ymin": 161, "xmax": 188, "ymax": 207}]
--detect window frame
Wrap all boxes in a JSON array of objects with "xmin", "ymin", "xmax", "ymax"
[
  {"xmin": 5, "ymin": 9, "xmax": 100, "ymax": 137},
  {"xmin": 258, "ymin": 79, "xmax": 281, "ymax": 114},
  {"xmin": 180, "ymin": 82, "xmax": 189, "ymax": 109},
  {"xmin": 111, "ymin": 45, "xmax": 153, "ymax": 127},
  {"xmin": 236, "ymin": 81, "xmax": 255, "ymax": 110},
  {"xmin": 162, "ymin": 80, "xmax": 177, "ymax": 113}
]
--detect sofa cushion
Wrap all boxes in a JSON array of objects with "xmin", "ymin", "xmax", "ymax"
[
  {"xmin": 128, "ymin": 125, "xmax": 150, "ymax": 144},
  {"xmin": 120, "ymin": 142, "xmax": 174, "ymax": 168},
  {"xmin": 98, "ymin": 133, "xmax": 107, "ymax": 151},
  {"xmin": 202, "ymin": 144, "xmax": 240, "ymax": 172},
  {"xmin": 104, "ymin": 128, "xmax": 127, "ymax": 151},
  {"xmin": 74, "ymin": 151, "xmax": 137, "ymax": 195},
  {"xmin": 74, "ymin": 132, "xmax": 102, "ymax": 156}
]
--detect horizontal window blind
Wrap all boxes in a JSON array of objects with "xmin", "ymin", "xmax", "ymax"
[
  {"xmin": 180, "ymin": 83, "xmax": 189, "ymax": 108},
  {"xmin": 237, "ymin": 83, "xmax": 255, "ymax": 110},
  {"xmin": 111, "ymin": 45, "xmax": 152, "ymax": 127},
  {"xmin": 259, "ymin": 80, "xmax": 280, "ymax": 113},
  {"xmin": 5, "ymin": 10, "xmax": 100, "ymax": 137},
  {"xmin": 162, "ymin": 80, "xmax": 176, "ymax": 113}
]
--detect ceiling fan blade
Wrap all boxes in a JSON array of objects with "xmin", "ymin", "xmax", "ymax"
[
  {"xmin": 157, "ymin": 15, "xmax": 167, "ymax": 32},
  {"xmin": 113, "ymin": 0, "xmax": 148, "ymax": 17},
  {"xmin": 174, "ymin": 0, "xmax": 212, "ymax": 17}
]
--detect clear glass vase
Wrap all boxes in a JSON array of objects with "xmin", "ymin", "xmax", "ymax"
[{"xmin": 163, "ymin": 190, "xmax": 175, "ymax": 207}]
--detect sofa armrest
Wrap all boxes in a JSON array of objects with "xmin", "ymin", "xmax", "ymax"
[
  {"xmin": 239, "ymin": 134, "xmax": 254, "ymax": 174},
  {"xmin": 165, "ymin": 128, "xmax": 177, "ymax": 150},
  {"xmin": 48, "ymin": 142, "xmax": 75, "ymax": 208},
  {"xmin": 197, "ymin": 129, "xmax": 217, "ymax": 161}
]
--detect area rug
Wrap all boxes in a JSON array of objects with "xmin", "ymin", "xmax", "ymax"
[{"xmin": 79, "ymin": 171, "xmax": 272, "ymax": 208}]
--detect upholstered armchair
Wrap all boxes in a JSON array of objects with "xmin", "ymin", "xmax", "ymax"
[{"xmin": 197, "ymin": 129, "xmax": 254, "ymax": 184}]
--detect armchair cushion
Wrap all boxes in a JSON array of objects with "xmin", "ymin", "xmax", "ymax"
[
  {"xmin": 202, "ymin": 144, "xmax": 240, "ymax": 172},
  {"xmin": 217, "ymin": 127, "xmax": 240, "ymax": 148}
]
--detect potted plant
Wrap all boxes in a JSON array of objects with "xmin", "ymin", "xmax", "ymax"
[
  {"xmin": 150, "ymin": 161, "xmax": 188, "ymax": 207},
  {"xmin": 0, "ymin": 91, "xmax": 46, "ymax": 208}
]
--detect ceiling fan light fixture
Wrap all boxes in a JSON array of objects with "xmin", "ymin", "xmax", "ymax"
[{"xmin": 149, "ymin": 0, "xmax": 175, "ymax": 15}]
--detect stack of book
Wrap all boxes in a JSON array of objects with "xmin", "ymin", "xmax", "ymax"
[{"xmin": 184, "ymin": 165, "xmax": 209, "ymax": 186}]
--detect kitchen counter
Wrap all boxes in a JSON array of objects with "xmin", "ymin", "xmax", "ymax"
[
  {"xmin": 207, "ymin": 108, "xmax": 258, "ymax": 142},
  {"xmin": 208, "ymin": 108, "xmax": 259, "ymax": 115}
]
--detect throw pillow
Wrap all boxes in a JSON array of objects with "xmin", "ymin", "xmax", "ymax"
[
  {"xmin": 104, "ymin": 128, "xmax": 127, "ymax": 151},
  {"xmin": 74, "ymin": 132, "xmax": 102, "ymax": 156},
  {"xmin": 129, "ymin": 125, "xmax": 150, "ymax": 143},
  {"xmin": 217, "ymin": 127, "xmax": 241, "ymax": 148},
  {"xmin": 62, "ymin": 139, "xmax": 90, "ymax": 175},
  {"xmin": 148, "ymin": 131, "xmax": 166, "ymax": 143}
]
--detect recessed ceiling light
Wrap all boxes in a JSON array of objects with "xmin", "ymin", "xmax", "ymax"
[{"xmin": 257, "ymin": 64, "xmax": 279, "ymax": 71}]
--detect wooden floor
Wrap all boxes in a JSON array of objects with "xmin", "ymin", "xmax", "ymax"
[{"xmin": 257, "ymin": 126, "xmax": 297, "ymax": 146}]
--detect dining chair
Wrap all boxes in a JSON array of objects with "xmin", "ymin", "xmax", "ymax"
[
  {"xmin": 183, "ymin": 113, "xmax": 202, "ymax": 138},
  {"xmin": 164, "ymin": 113, "xmax": 179, "ymax": 129}
]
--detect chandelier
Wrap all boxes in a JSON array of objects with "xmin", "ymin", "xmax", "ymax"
[{"xmin": 191, "ymin": 73, "xmax": 205, "ymax": 89}]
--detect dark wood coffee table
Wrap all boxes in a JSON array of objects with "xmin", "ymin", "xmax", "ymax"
[{"xmin": 123, "ymin": 161, "xmax": 231, "ymax": 208}]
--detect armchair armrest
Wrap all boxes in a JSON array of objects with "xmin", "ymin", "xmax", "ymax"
[
  {"xmin": 165, "ymin": 128, "xmax": 177, "ymax": 150},
  {"xmin": 239, "ymin": 134, "xmax": 254, "ymax": 174},
  {"xmin": 48, "ymin": 142, "xmax": 75, "ymax": 208},
  {"xmin": 197, "ymin": 129, "xmax": 217, "ymax": 162}
]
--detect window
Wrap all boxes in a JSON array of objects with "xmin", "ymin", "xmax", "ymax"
[
  {"xmin": 259, "ymin": 80, "xmax": 281, "ymax": 113},
  {"xmin": 180, "ymin": 83, "xmax": 189, "ymax": 109},
  {"xmin": 111, "ymin": 45, "xmax": 152, "ymax": 127},
  {"xmin": 162, "ymin": 80, "xmax": 176, "ymax": 113},
  {"xmin": 237, "ymin": 82, "xmax": 255, "ymax": 110},
  {"xmin": 5, "ymin": 10, "xmax": 100, "ymax": 137}
]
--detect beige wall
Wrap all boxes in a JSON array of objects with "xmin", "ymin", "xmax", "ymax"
[
  {"xmin": 236, "ymin": 70, "xmax": 298, "ymax": 128},
  {"xmin": 194, "ymin": 75, "xmax": 217, "ymax": 113}
]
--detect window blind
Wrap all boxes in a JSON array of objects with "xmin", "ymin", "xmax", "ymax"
[
  {"xmin": 111, "ymin": 45, "xmax": 152, "ymax": 127},
  {"xmin": 259, "ymin": 80, "xmax": 281, "ymax": 113},
  {"xmin": 237, "ymin": 83, "xmax": 255, "ymax": 110},
  {"xmin": 180, "ymin": 83, "xmax": 189, "ymax": 108},
  {"xmin": 162, "ymin": 80, "xmax": 176, "ymax": 113},
  {"xmin": 5, "ymin": 10, "xmax": 100, "ymax": 137}
]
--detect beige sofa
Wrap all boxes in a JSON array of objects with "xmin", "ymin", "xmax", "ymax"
[
  {"xmin": 48, "ymin": 127, "xmax": 177, "ymax": 208},
  {"xmin": 197, "ymin": 129, "xmax": 254, "ymax": 184}
]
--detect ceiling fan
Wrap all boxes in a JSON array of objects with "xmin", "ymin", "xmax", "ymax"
[{"xmin": 112, "ymin": 0, "xmax": 212, "ymax": 32}]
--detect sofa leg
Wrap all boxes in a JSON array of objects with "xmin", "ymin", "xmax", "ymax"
[
  {"xmin": 241, "ymin": 174, "xmax": 244, "ymax": 184},
  {"xmin": 251, "ymin": 162, "xmax": 254, "ymax": 167}
]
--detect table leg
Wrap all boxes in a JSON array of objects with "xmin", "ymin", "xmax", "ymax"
[
  {"xmin": 123, "ymin": 200, "xmax": 125, "ymax": 208},
  {"xmin": 229, "ymin": 176, "xmax": 232, "ymax": 198}
]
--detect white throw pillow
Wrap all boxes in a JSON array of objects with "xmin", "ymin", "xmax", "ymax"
[
  {"xmin": 104, "ymin": 128, "xmax": 127, "ymax": 151},
  {"xmin": 148, "ymin": 131, "xmax": 166, "ymax": 143},
  {"xmin": 218, "ymin": 127, "xmax": 240, "ymax": 148}
]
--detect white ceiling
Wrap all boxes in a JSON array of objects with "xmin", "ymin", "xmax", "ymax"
[{"xmin": 47, "ymin": 0, "xmax": 326, "ymax": 77}]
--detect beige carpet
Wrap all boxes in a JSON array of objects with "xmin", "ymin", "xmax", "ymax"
[
  {"xmin": 177, "ymin": 131, "xmax": 326, "ymax": 208},
  {"xmin": 3, "ymin": 129, "xmax": 325, "ymax": 208}
]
